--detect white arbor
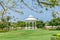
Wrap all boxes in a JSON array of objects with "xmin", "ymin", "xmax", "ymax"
[{"xmin": 25, "ymin": 15, "xmax": 37, "ymax": 30}]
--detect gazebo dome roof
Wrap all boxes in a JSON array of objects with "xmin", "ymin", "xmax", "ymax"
[{"xmin": 25, "ymin": 15, "xmax": 37, "ymax": 21}]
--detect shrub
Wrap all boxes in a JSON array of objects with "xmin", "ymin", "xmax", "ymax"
[
  {"xmin": 51, "ymin": 34, "xmax": 60, "ymax": 40},
  {"xmin": 36, "ymin": 21, "xmax": 45, "ymax": 28}
]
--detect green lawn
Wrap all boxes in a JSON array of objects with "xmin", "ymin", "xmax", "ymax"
[{"xmin": 0, "ymin": 29, "xmax": 60, "ymax": 40}]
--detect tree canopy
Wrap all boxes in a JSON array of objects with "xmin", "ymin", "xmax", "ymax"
[
  {"xmin": 0, "ymin": 0, "xmax": 59, "ymax": 22},
  {"xmin": 0, "ymin": 0, "xmax": 60, "ymax": 14}
]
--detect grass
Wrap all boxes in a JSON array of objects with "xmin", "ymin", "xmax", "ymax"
[{"xmin": 0, "ymin": 29, "xmax": 60, "ymax": 40}]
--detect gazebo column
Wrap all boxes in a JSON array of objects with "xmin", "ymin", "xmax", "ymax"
[
  {"xmin": 29, "ymin": 21, "xmax": 30, "ymax": 29},
  {"xmin": 35, "ymin": 21, "xmax": 37, "ymax": 29},
  {"xmin": 32, "ymin": 22, "xmax": 34, "ymax": 30}
]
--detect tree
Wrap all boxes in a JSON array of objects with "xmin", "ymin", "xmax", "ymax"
[
  {"xmin": 47, "ymin": 18, "xmax": 60, "ymax": 26},
  {"xmin": 52, "ymin": 12, "xmax": 57, "ymax": 19},
  {"xmin": 0, "ymin": 22, "xmax": 7, "ymax": 30},
  {"xmin": 0, "ymin": 16, "xmax": 12, "ymax": 30},
  {"xmin": 36, "ymin": 21, "xmax": 45, "ymax": 28},
  {"xmin": 16, "ymin": 21, "xmax": 26, "ymax": 27}
]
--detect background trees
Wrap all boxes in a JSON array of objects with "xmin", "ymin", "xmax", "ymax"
[
  {"xmin": 36, "ymin": 21, "xmax": 45, "ymax": 28},
  {"xmin": 16, "ymin": 21, "xmax": 26, "ymax": 27},
  {"xmin": 0, "ymin": 0, "xmax": 60, "ymax": 30},
  {"xmin": 46, "ymin": 11, "xmax": 60, "ymax": 26},
  {"xmin": 10, "ymin": 20, "xmax": 45, "ymax": 29},
  {"xmin": 47, "ymin": 18, "xmax": 60, "ymax": 26},
  {"xmin": 0, "ymin": 16, "xmax": 11, "ymax": 30}
]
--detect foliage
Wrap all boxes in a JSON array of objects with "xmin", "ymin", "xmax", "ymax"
[
  {"xmin": 0, "ymin": 22, "xmax": 11, "ymax": 31},
  {"xmin": 37, "ymin": 0, "xmax": 59, "ymax": 7},
  {"xmin": 46, "ymin": 17, "xmax": 60, "ymax": 30},
  {"xmin": 36, "ymin": 21, "xmax": 45, "ymax": 28},
  {"xmin": 0, "ymin": 22, "xmax": 7, "ymax": 29},
  {"xmin": 0, "ymin": 0, "xmax": 59, "ymax": 16},
  {"xmin": 46, "ymin": 12, "xmax": 60, "ymax": 26},
  {"xmin": 16, "ymin": 21, "xmax": 26, "ymax": 27},
  {"xmin": 0, "ymin": 16, "xmax": 11, "ymax": 30},
  {"xmin": 51, "ymin": 34, "xmax": 60, "ymax": 40},
  {"xmin": 12, "ymin": 21, "xmax": 45, "ymax": 29},
  {"xmin": 52, "ymin": 12, "xmax": 57, "ymax": 19},
  {"xmin": 47, "ymin": 18, "xmax": 60, "ymax": 26}
]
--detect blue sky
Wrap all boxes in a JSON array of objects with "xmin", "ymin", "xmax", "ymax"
[{"xmin": 0, "ymin": 0, "xmax": 60, "ymax": 22}]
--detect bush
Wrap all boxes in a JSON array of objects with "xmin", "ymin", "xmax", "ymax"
[
  {"xmin": 51, "ymin": 34, "xmax": 60, "ymax": 40},
  {"xmin": 36, "ymin": 21, "xmax": 45, "ymax": 28},
  {"xmin": 0, "ymin": 23, "xmax": 8, "ymax": 30},
  {"xmin": 49, "ymin": 28, "xmax": 56, "ymax": 30}
]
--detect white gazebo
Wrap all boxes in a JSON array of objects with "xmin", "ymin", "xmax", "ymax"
[{"xmin": 25, "ymin": 15, "xmax": 37, "ymax": 30}]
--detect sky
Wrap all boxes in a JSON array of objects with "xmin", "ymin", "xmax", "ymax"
[{"xmin": 0, "ymin": 0, "xmax": 60, "ymax": 22}]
